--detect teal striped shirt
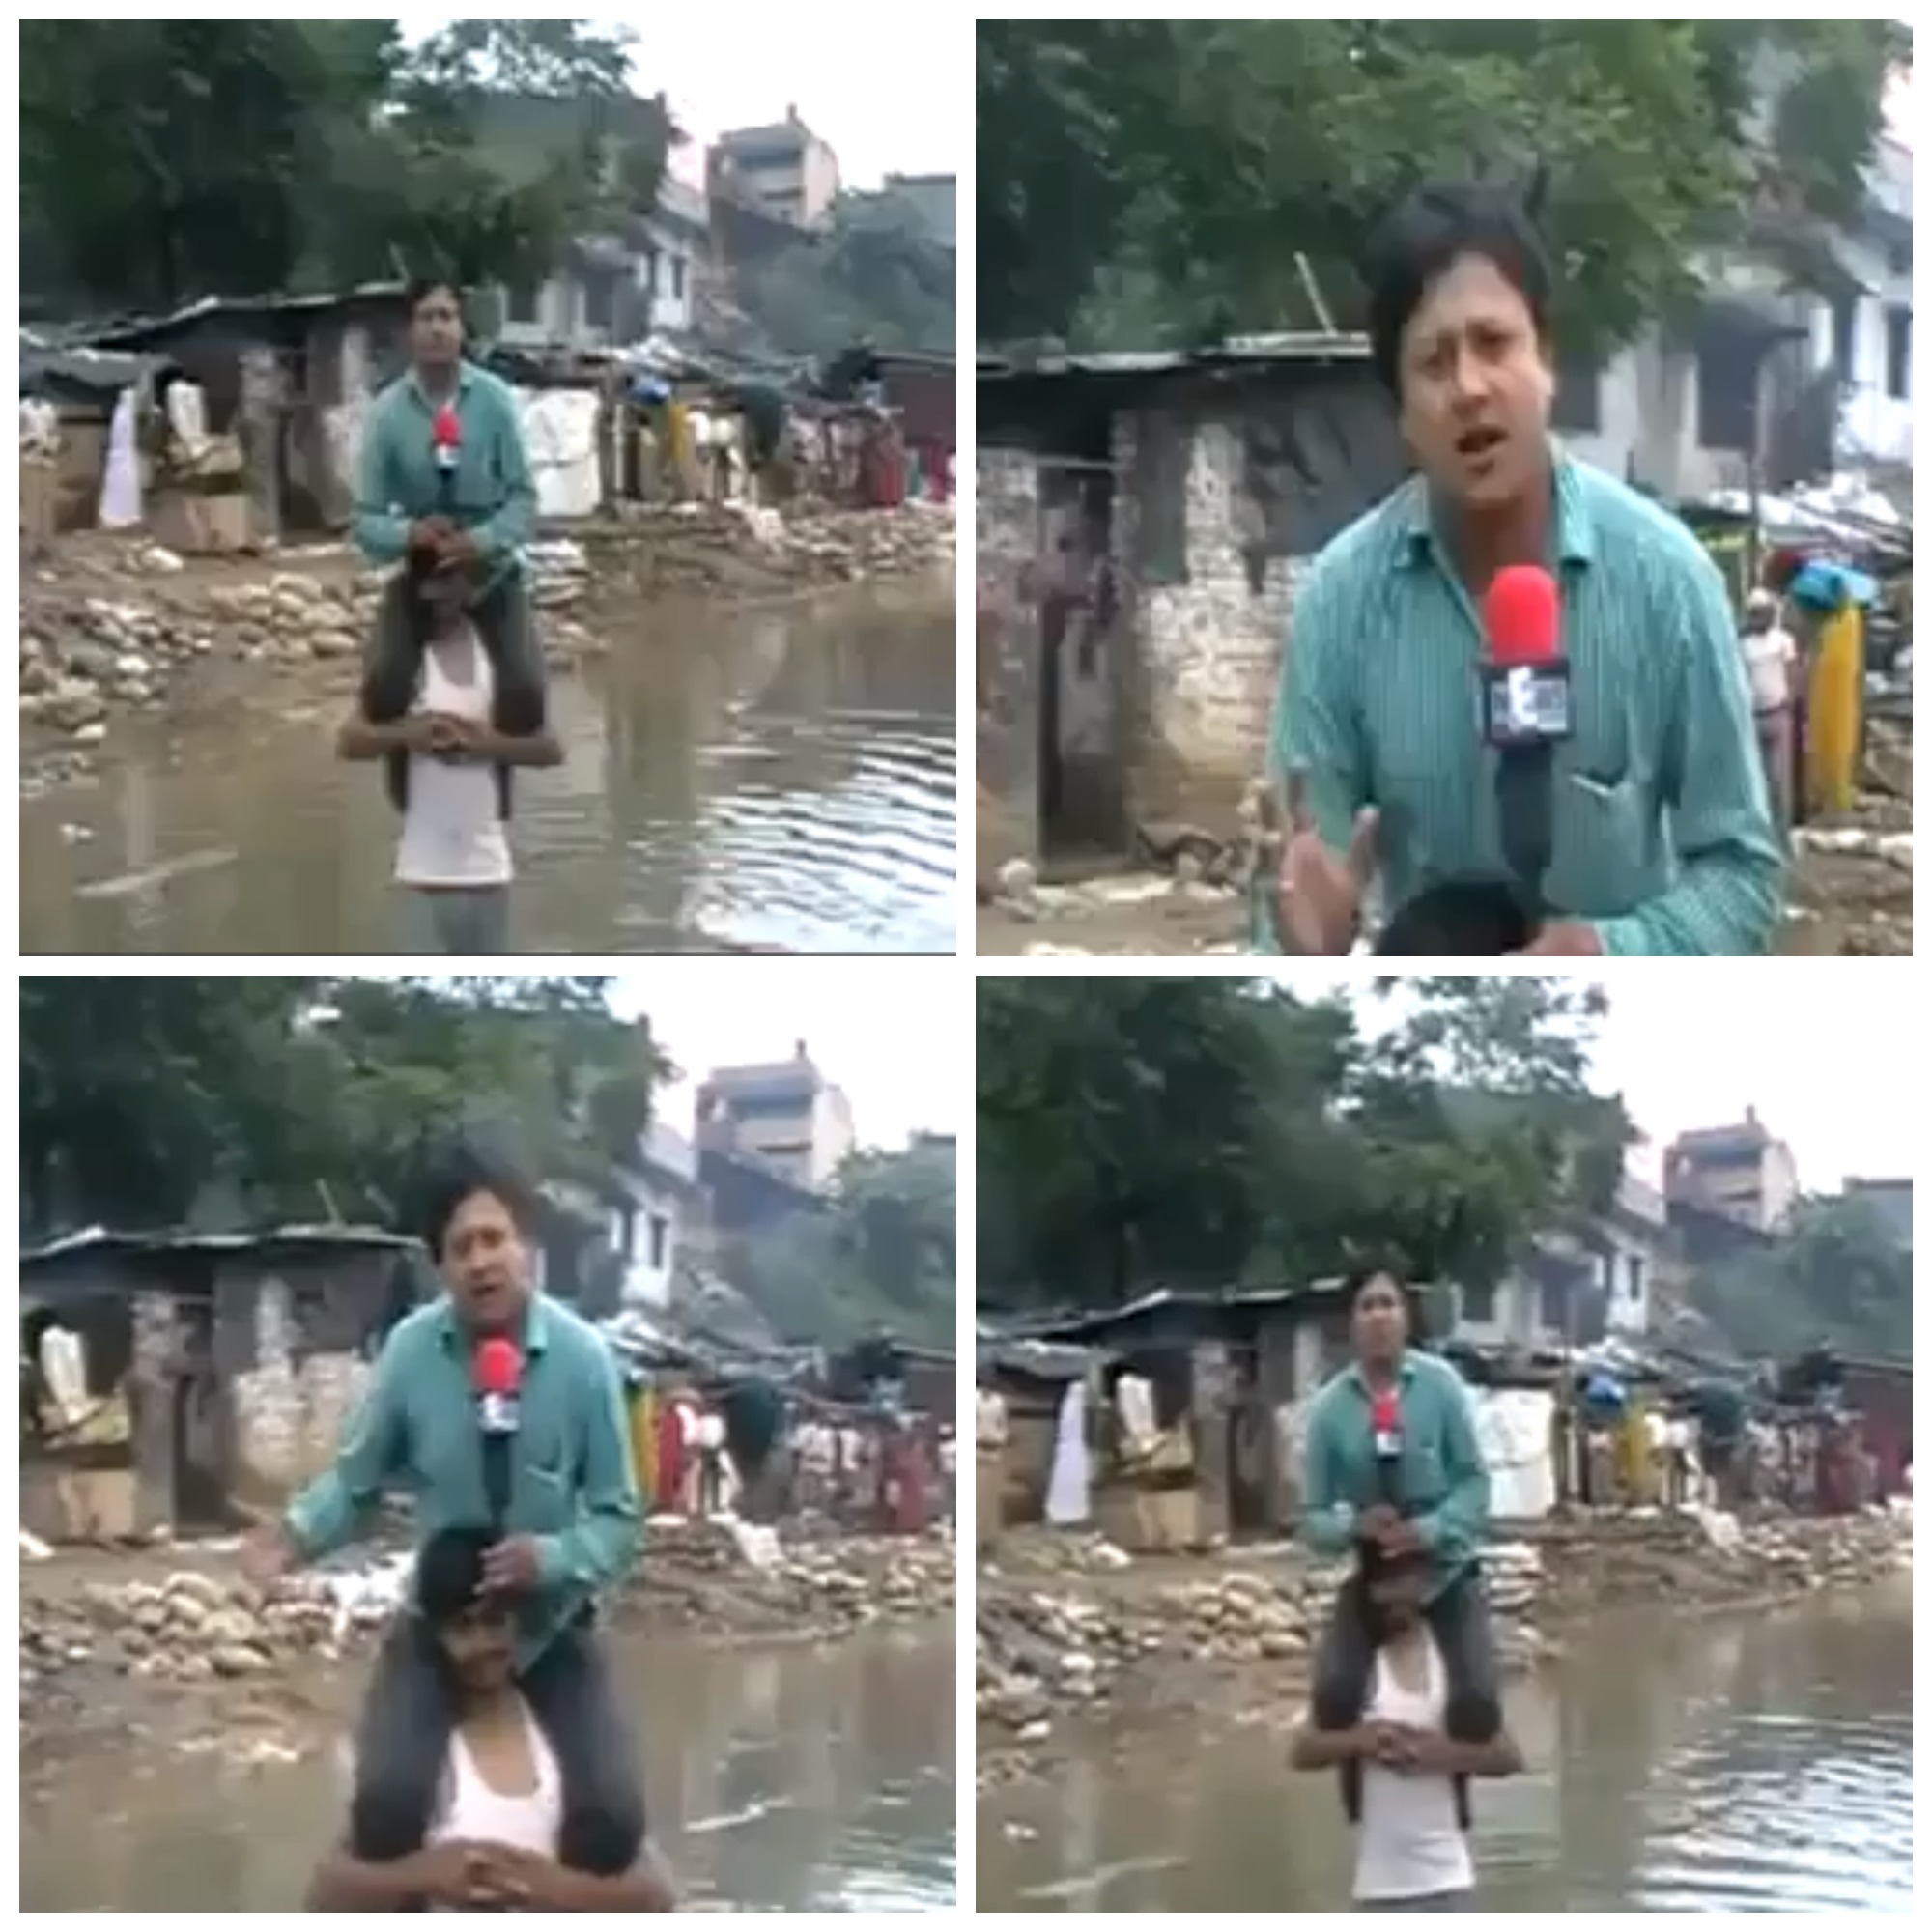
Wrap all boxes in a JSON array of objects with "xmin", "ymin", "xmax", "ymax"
[
  {"xmin": 354, "ymin": 361, "xmax": 535, "ymax": 601},
  {"xmin": 1266, "ymin": 455, "xmax": 1785, "ymax": 955},
  {"xmin": 282, "ymin": 1293, "xmax": 640, "ymax": 1669}
]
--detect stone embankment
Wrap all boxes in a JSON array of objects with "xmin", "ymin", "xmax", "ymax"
[
  {"xmin": 976, "ymin": 1506, "xmax": 1908, "ymax": 1770},
  {"xmin": 19, "ymin": 504, "xmax": 954, "ymax": 771},
  {"xmin": 20, "ymin": 1518, "xmax": 953, "ymax": 1726}
]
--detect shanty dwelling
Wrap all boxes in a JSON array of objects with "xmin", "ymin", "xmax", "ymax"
[
  {"xmin": 989, "ymin": 1282, "xmax": 1372, "ymax": 1551},
  {"xmin": 976, "ymin": 336, "xmax": 1407, "ymax": 866},
  {"xmin": 20, "ymin": 1225, "xmax": 422, "ymax": 1544},
  {"xmin": 974, "ymin": 1331, "xmax": 1097, "ymax": 1545}
]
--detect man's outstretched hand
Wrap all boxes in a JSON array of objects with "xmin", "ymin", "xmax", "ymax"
[{"xmin": 241, "ymin": 1519, "xmax": 298, "ymax": 1590}]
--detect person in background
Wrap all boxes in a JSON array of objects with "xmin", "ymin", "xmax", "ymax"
[
  {"xmin": 1740, "ymin": 587, "xmax": 1798, "ymax": 829},
  {"xmin": 338, "ymin": 546, "xmax": 560, "ymax": 953},
  {"xmin": 306, "ymin": 1527, "xmax": 674, "ymax": 1911},
  {"xmin": 244, "ymin": 1144, "xmax": 646, "ymax": 1901},
  {"xmin": 1267, "ymin": 178, "xmax": 1783, "ymax": 957},
  {"xmin": 1302, "ymin": 1271, "xmax": 1501, "ymax": 1803},
  {"xmin": 1292, "ymin": 1541, "xmax": 1523, "ymax": 1911}
]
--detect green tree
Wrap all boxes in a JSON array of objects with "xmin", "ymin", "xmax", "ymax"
[
  {"xmin": 19, "ymin": 18, "xmax": 668, "ymax": 311},
  {"xmin": 976, "ymin": 975, "xmax": 1632, "ymax": 1310},
  {"xmin": 724, "ymin": 1141, "xmax": 958, "ymax": 1348},
  {"xmin": 1688, "ymin": 1193, "xmax": 1912, "ymax": 1360},
  {"xmin": 18, "ymin": 976, "xmax": 671, "ymax": 1236},
  {"xmin": 738, "ymin": 193, "xmax": 957, "ymax": 358},
  {"xmin": 977, "ymin": 21, "xmax": 1908, "ymax": 353}
]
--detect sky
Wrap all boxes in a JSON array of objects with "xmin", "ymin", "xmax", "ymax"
[
  {"xmin": 406, "ymin": 14, "xmax": 960, "ymax": 188},
  {"xmin": 1269, "ymin": 969, "xmax": 1912, "ymax": 1194},
  {"xmin": 596, "ymin": 963, "xmax": 957, "ymax": 1151}
]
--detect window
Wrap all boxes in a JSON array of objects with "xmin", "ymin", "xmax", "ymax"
[
  {"xmin": 582, "ymin": 274, "xmax": 618, "ymax": 335},
  {"xmin": 1460, "ymin": 1281, "xmax": 1496, "ymax": 1324},
  {"xmin": 647, "ymin": 1213, "xmax": 669, "ymax": 1270},
  {"xmin": 506, "ymin": 282, "xmax": 541, "ymax": 326},
  {"xmin": 1830, "ymin": 296, "xmax": 1857, "ymax": 374},
  {"xmin": 670, "ymin": 255, "xmax": 687, "ymax": 302},
  {"xmin": 1885, "ymin": 308, "xmax": 1911, "ymax": 402},
  {"xmin": 1625, "ymin": 1254, "xmax": 1646, "ymax": 1309}
]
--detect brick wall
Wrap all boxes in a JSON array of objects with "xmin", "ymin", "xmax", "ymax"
[
  {"xmin": 231, "ymin": 1276, "xmax": 372, "ymax": 1500},
  {"xmin": 975, "ymin": 445, "xmax": 1041, "ymax": 870}
]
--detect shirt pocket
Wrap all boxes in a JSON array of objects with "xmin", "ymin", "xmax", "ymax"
[
  {"xmin": 1552, "ymin": 769, "xmax": 1662, "ymax": 917},
  {"xmin": 521, "ymin": 1447, "xmax": 578, "ymax": 1531},
  {"xmin": 1406, "ymin": 1441, "xmax": 1447, "ymax": 1504}
]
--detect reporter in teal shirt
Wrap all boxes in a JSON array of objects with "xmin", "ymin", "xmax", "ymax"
[
  {"xmin": 245, "ymin": 1143, "xmax": 645, "ymax": 1892},
  {"xmin": 1302, "ymin": 1269, "xmax": 1502, "ymax": 1751}
]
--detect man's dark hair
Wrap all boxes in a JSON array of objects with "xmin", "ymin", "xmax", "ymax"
[
  {"xmin": 1360, "ymin": 177, "xmax": 1554, "ymax": 396},
  {"xmin": 415, "ymin": 1139, "xmax": 541, "ymax": 1260},
  {"xmin": 1345, "ymin": 1263, "xmax": 1430, "ymax": 1342},
  {"xmin": 1376, "ymin": 878, "xmax": 1536, "ymax": 955},
  {"xmin": 415, "ymin": 1524, "xmax": 494, "ymax": 1623},
  {"xmin": 405, "ymin": 274, "xmax": 465, "ymax": 319}
]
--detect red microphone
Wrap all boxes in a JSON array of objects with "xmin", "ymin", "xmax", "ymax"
[
  {"xmin": 1370, "ymin": 1389, "xmax": 1403, "ymax": 1463},
  {"xmin": 433, "ymin": 403, "xmax": 462, "ymax": 479},
  {"xmin": 1479, "ymin": 565, "xmax": 1570, "ymax": 749},
  {"xmin": 473, "ymin": 1335, "xmax": 523, "ymax": 1436}
]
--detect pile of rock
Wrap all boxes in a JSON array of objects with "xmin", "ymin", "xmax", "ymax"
[
  {"xmin": 594, "ymin": 502, "xmax": 954, "ymax": 599},
  {"xmin": 623, "ymin": 1519, "xmax": 955, "ymax": 1641},
  {"xmin": 20, "ymin": 543, "xmax": 603, "ymax": 749},
  {"xmin": 21, "ymin": 1565, "xmax": 387, "ymax": 1699}
]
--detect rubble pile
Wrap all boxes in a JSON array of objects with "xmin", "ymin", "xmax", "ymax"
[
  {"xmin": 620, "ymin": 1519, "xmax": 955, "ymax": 1641},
  {"xmin": 20, "ymin": 1566, "xmax": 386, "ymax": 1698},
  {"xmin": 976, "ymin": 1508, "xmax": 1908, "ymax": 1745},
  {"xmin": 20, "ymin": 1521, "xmax": 953, "ymax": 1716},
  {"xmin": 18, "ymin": 543, "xmax": 599, "ymax": 747},
  {"xmin": 590, "ymin": 501, "xmax": 954, "ymax": 600}
]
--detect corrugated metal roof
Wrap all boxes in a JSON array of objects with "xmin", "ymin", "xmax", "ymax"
[
  {"xmin": 21, "ymin": 1222, "xmax": 417, "ymax": 1270},
  {"xmin": 979, "ymin": 330, "xmax": 1372, "ymax": 383}
]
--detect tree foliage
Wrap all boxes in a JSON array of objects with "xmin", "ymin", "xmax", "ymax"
[
  {"xmin": 978, "ymin": 21, "xmax": 1909, "ymax": 355},
  {"xmin": 19, "ymin": 19, "xmax": 666, "ymax": 311},
  {"xmin": 721, "ymin": 1139, "xmax": 957, "ymax": 1348},
  {"xmin": 18, "ymin": 976, "xmax": 669, "ymax": 1236},
  {"xmin": 738, "ymin": 192, "xmax": 957, "ymax": 359},
  {"xmin": 976, "ymin": 977, "xmax": 1632, "ymax": 1311},
  {"xmin": 1686, "ymin": 1194, "xmax": 1912, "ymax": 1361}
]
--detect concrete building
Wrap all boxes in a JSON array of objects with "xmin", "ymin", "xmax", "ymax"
[
  {"xmin": 1558, "ymin": 135, "xmax": 1913, "ymax": 497},
  {"xmin": 708, "ymin": 107, "xmax": 841, "ymax": 229},
  {"xmin": 605, "ymin": 1120, "xmax": 705, "ymax": 1308},
  {"xmin": 496, "ymin": 175, "xmax": 711, "ymax": 350},
  {"xmin": 695, "ymin": 1043, "xmax": 857, "ymax": 1192},
  {"xmin": 1664, "ymin": 1110, "xmax": 1801, "ymax": 1234}
]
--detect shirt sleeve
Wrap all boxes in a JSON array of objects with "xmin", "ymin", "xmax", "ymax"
[
  {"xmin": 1412, "ymin": 1372, "xmax": 1490, "ymax": 1560},
  {"xmin": 1257, "ymin": 559, "xmax": 1368, "ymax": 952},
  {"xmin": 283, "ymin": 1329, "xmax": 408, "ymax": 1559},
  {"xmin": 1592, "ymin": 554, "xmax": 1786, "ymax": 956},
  {"xmin": 1300, "ymin": 1389, "xmax": 1357, "ymax": 1556},
  {"xmin": 352, "ymin": 395, "xmax": 412, "ymax": 566},
  {"xmin": 534, "ymin": 1338, "xmax": 643, "ymax": 1594},
  {"xmin": 471, "ymin": 387, "xmax": 537, "ymax": 561}
]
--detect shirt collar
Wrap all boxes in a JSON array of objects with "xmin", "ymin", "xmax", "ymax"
[
  {"xmin": 1344, "ymin": 1351, "xmax": 1418, "ymax": 1393},
  {"xmin": 404, "ymin": 361, "xmax": 475, "ymax": 412},
  {"xmin": 434, "ymin": 1291, "xmax": 551, "ymax": 1355},
  {"xmin": 1396, "ymin": 444, "xmax": 1597, "ymax": 574}
]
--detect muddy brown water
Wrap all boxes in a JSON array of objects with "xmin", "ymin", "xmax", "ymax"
[
  {"xmin": 20, "ymin": 589, "xmax": 955, "ymax": 956},
  {"xmin": 980, "ymin": 1585, "xmax": 1913, "ymax": 1913},
  {"xmin": 20, "ymin": 1627, "xmax": 954, "ymax": 1912}
]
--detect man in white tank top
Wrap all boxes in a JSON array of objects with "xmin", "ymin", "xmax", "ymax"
[
  {"xmin": 1293, "ymin": 1545, "xmax": 1522, "ymax": 1910},
  {"xmin": 307, "ymin": 1527, "xmax": 675, "ymax": 1911},
  {"xmin": 338, "ymin": 557, "xmax": 560, "ymax": 953}
]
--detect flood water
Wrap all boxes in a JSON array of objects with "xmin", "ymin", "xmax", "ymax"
[
  {"xmin": 980, "ymin": 1587, "xmax": 1913, "ymax": 1913},
  {"xmin": 20, "ymin": 588, "xmax": 956, "ymax": 955},
  {"xmin": 21, "ymin": 1629, "xmax": 956, "ymax": 1912}
]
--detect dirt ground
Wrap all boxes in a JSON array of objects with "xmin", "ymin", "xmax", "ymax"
[{"xmin": 978, "ymin": 729, "xmax": 1914, "ymax": 958}]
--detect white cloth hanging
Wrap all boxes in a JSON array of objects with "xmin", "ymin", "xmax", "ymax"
[
  {"xmin": 1045, "ymin": 1380, "xmax": 1092, "ymax": 1525},
  {"xmin": 99, "ymin": 386, "xmax": 143, "ymax": 528}
]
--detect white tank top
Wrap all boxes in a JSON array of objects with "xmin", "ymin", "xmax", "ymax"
[
  {"xmin": 394, "ymin": 624, "xmax": 513, "ymax": 888},
  {"xmin": 424, "ymin": 1698, "xmax": 563, "ymax": 1903},
  {"xmin": 1353, "ymin": 1631, "xmax": 1476, "ymax": 1903}
]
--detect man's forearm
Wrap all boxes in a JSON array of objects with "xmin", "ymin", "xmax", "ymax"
[
  {"xmin": 1592, "ymin": 845, "xmax": 1783, "ymax": 957},
  {"xmin": 1302, "ymin": 1500, "xmax": 1357, "ymax": 1556}
]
